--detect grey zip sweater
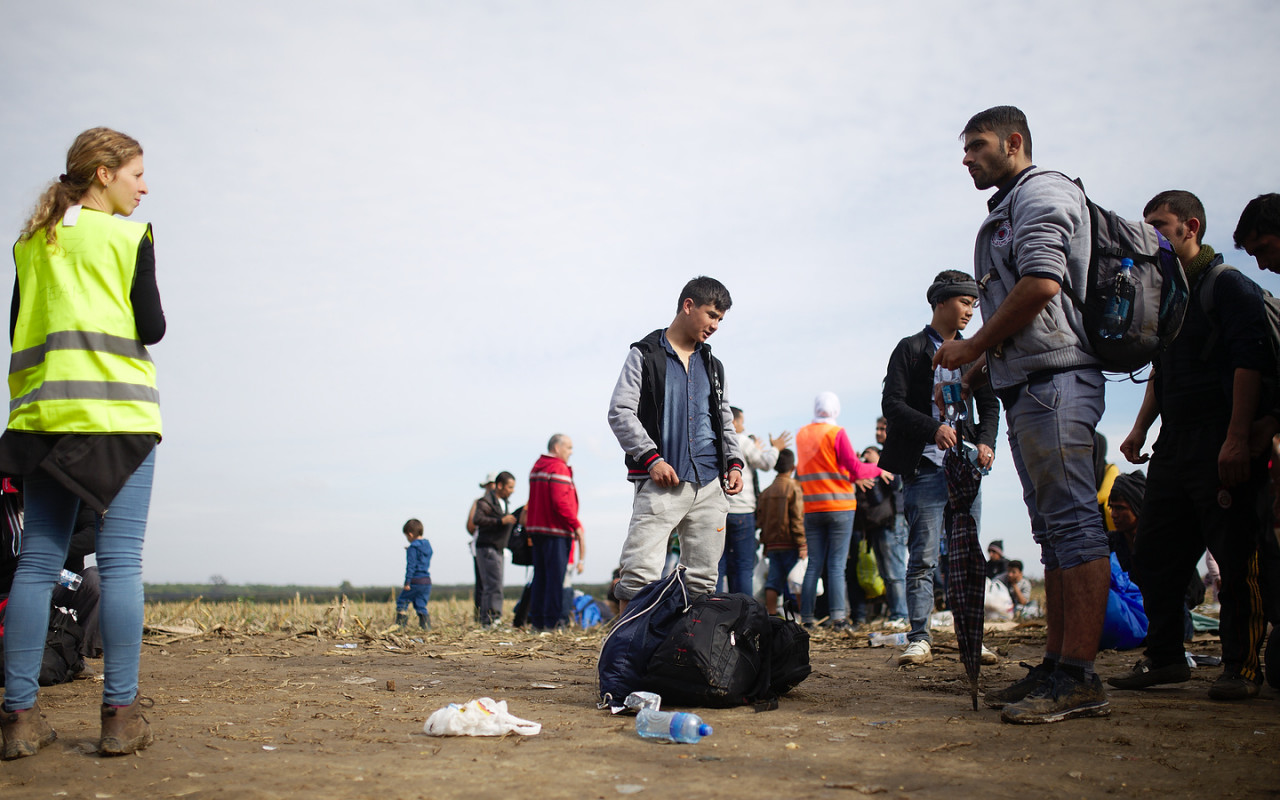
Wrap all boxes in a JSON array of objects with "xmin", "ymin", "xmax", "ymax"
[{"xmin": 974, "ymin": 167, "xmax": 1100, "ymax": 390}]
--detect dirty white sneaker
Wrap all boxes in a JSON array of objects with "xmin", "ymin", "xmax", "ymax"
[
  {"xmin": 897, "ymin": 639, "xmax": 933, "ymax": 666},
  {"xmin": 981, "ymin": 645, "xmax": 999, "ymax": 665}
]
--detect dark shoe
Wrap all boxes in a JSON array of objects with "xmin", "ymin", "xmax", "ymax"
[
  {"xmin": 1, "ymin": 703, "xmax": 57, "ymax": 760},
  {"xmin": 394, "ymin": 612, "xmax": 408, "ymax": 628},
  {"xmin": 100, "ymin": 696, "xmax": 154, "ymax": 756},
  {"xmin": 1107, "ymin": 657, "xmax": 1191, "ymax": 690},
  {"xmin": 417, "ymin": 612, "xmax": 431, "ymax": 630},
  {"xmin": 983, "ymin": 661, "xmax": 1053, "ymax": 709},
  {"xmin": 1000, "ymin": 670, "xmax": 1110, "ymax": 724},
  {"xmin": 1208, "ymin": 671, "xmax": 1261, "ymax": 701}
]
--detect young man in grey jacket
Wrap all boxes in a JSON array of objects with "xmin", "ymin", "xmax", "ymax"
[
  {"xmin": 607, "ymin": 276, "xmax": 745, "ymax": 611},
  {"xmin": 936, "ymin": 106, "xmax": 1110, "ymax": 725}
]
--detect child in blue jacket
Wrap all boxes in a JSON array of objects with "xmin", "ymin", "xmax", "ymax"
[{"xmin": 396, "ymin": 519, "xmax": 432, "ymax": 629}]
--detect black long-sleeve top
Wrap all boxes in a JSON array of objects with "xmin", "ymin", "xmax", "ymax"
[{"xmin": 10, "ymin": 236, "xmax": 165, "ymax": 346}]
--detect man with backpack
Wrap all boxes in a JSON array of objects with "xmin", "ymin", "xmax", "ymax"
[
  {"xmin": 935, "ymin": 106, "xmax": 1111, "ymax": 724},
  {"xmin": 1111, "ymin": 190, "xmax": 1270, "ymax": 701}
]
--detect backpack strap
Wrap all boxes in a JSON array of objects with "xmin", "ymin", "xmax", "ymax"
[
  {"xmin": 1005, "ymin": 170, "xmax": 1091, "ymax": 311},
  {"xmin": 1195, "ymin": 262, "xmax": 1233, "ymax": 361}
]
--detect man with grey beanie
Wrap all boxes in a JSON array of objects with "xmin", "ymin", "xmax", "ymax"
[{"xmin": 881, "ymin": 269, "xmax": 1000, "ymax": 667}]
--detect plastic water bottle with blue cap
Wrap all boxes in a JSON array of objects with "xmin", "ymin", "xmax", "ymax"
[
  {"xmin": 935, "ymin": 366, "xmax": 966, "ymax": 424},
  {"xmin": 1100, "ymin": 258, "xmax": 1137, "ymax": 339},
  {"xmin": 635, "ymin": 708, "xmax": 712, "ymax": 744}
]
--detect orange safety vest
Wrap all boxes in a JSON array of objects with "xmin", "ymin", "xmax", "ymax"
[{"xmin": 795, "ymin": 423, "xmax": 857, "ymax": 513}]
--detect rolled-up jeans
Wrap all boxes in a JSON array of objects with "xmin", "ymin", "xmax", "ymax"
[
  {"xmin": 800, "ymin": 510, "xmax": 855, "ymax": 623},
  {"xmin": 1004, "ymin": 368, "xmax": 1108, "ymax": 572},
  {"xmin": 3, "ymin": 448, "xmax": 155, "ymax": 711}
]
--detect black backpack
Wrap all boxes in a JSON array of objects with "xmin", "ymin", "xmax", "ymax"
[
  {"xmin": 641, "ymin": 593, "xmax": 810, "ymax": 708},
  {"xmin": 768, "ymin": 615, "xmax": 813, "ymax": 695},
  {"xmin": 1014, "ymin": 172, "xmax": 1189, "ymax": 375},
  {"xmin": 39, "ymin": 607, "xmax": 85, "ymax": 686},
  {"xmin": 0, "ymin": 604, "xmax": 84, "ymax": 688}
]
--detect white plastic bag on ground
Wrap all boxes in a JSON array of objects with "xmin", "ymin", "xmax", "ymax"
[
  {"xmin": 984, "ymin": 578, "xmax": 1014, "ymax": 621},
  {"xmin": 423, "ymin": 697, "xmax": 541, "ymax": 736}
]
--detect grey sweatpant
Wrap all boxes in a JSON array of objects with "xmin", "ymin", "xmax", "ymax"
[{"xmin": 615, "ymin": 479, "xmax": 729, "ymax": 600}]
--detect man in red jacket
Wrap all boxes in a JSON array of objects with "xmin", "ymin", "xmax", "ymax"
[{"xmin": 525, "ymin": 434, "xmax": 585, "ymax": 630}]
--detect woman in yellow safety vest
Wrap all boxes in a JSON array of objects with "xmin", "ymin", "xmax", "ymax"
[{"xmin": 0, "ymin": 128, "xmax": 165, "ymax": 760}]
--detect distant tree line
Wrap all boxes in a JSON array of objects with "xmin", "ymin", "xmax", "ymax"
[{"xmin": 143, "ymin": 582, "xmax": 614, "ymax": 603}]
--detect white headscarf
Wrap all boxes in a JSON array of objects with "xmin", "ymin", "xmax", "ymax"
[{"xmin": 812, "ymin": 391, "xmax": 840, "ymax": 425}]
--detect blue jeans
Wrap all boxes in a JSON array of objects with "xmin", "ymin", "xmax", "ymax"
[
  {"xmin": 717, "ymin": 512, "xmax": 756, "ymax": 595},
  {"xmin": 1004, "ymin": 369, "xmax": 1108, "ymax": 571},
  {"xmin": 3, "ymin": 449, "xmax": 155, "ymax": 710},
  {"xmin": 904, "ymin": 461, "xmax": 982, "ymax": 643},
  {"xmin": 867, "ymin": 513, "xmax": 908, "ymax": 620},
  {"xmin": 765, "ymin": 549, "xmax": 800, "ymax": 603},
  {"xmin": 801, "ymin": 510, "xmax": 854, "ymax": 623},
  {"xmin": 396, "ymin": 583, "xmax": 431, "ymax": 615}
]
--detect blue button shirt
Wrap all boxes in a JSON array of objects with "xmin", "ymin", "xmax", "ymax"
[{"xmin": 660, "ymin": 333, "xmax": 720, "ymax": 485}]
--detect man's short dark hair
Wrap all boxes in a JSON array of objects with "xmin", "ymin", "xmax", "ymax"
[
  {"xmin": 1008, "ymin": 559, "xmax": 1024, "ymax": 572},
  {"xmin": 495, "ymin": 471, "xmax": 515, "ymax": 486},
  {"xmin": 961, "ymin": 105, "xmax": 1033, "ymax": 160},
  {"xmin": 1144, "ymin": 190, "xmax": 1207, "ymax": 245},
  {"xmin": 678, "ymin": 276, "xmax": 732, "ymax": 313},
  {"xmin": 1234, "ymin": 193, "xmax": 1280, "ymax": 248},
  {"xmin": 730, "ymin": 406, "xmax": 743, "ymax": 421},
  {"xmin": 775, "ymin": 448, "xmax": 795, "ymax": 473},
  {"xmin": 548, "ymin": 433, "xmax": 568, "ymax": 452}
]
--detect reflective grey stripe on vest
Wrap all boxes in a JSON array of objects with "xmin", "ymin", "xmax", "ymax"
[
  {"xmin": 797, "ymin": 472, "xmax": 846, "ymax": 482},
  {"xmin": 803, "ymin": 492, "xmax": 857, "ymax": 502},
  {"xmin": 10, "ymin": 380, "xmax": 160, "ymax": 412},
  {"xmin": 9, "ymin": 331, "xmax": 152, "ymax": 374}
]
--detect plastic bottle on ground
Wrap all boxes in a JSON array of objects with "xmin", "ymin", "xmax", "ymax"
[
  {"xmin": 635, "ymin": 708, "xmax": 712, "ymax": 744},
  {"xmin": 868, "ymin": 632, "xmax": 908, "ymax": 647}
]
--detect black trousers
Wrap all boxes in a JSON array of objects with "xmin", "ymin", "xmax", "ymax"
[{"xmin": 1134, "ymin": 422, "xmax": 1267, "ymax": 681}]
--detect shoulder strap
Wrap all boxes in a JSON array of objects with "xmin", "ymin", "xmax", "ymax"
[
  {"xmin": 1006, "ymin": 171, "xmax": 1090, "ymax": 310},
  {"xmin": 1195, "ymin": 262, "xmax": 1234, "ymax": 361}
]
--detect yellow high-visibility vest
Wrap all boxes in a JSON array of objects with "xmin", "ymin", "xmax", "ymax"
[{"xmin": 9, "ymin": 206, "xmax": 161, "ymax": 436}]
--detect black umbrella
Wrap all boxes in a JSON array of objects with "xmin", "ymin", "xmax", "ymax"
[{"xmin": 943, "ymin": 444, "xmax": 986, "ymax": 710}]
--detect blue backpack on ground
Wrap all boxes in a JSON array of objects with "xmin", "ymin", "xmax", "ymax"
[
  {"xmin": 597, "ymin": 566, "xmax": 691, "ymax": 709},
  {"xmin": 572, "ymin": 592, "xmax": 604, "ymax": 629}
]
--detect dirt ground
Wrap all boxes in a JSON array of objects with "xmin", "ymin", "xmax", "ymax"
[{"xmin": 1, "ymin": 623, "xmax": 1276, "ymax": 800}]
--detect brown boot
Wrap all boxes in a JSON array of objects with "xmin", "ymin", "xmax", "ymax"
[
  {"xmin": 99, "ymin": 696, "xmax": 154, "ymax": 756},
  {"xmin": 1, "ymin": 702, "xmax": 58, "ymax": 760}
]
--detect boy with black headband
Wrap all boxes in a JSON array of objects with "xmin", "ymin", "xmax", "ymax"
[{"xmin": 880, "ymin": 270, "xmax": 1000, "ymax": 666}]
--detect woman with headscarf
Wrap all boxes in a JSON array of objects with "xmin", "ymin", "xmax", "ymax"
[{"xmin": 794, "ymin": 391, "xmax": 885, "ymax": 629}]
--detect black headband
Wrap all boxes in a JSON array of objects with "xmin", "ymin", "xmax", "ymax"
[{"xmin": 927, "ymin": 277, "xmax": 979, "ymax": 306}]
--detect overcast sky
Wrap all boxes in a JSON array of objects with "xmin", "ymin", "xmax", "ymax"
[{"xmin": 1, "ymin": 2, "xmax": 1277, "ymax": 587}]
